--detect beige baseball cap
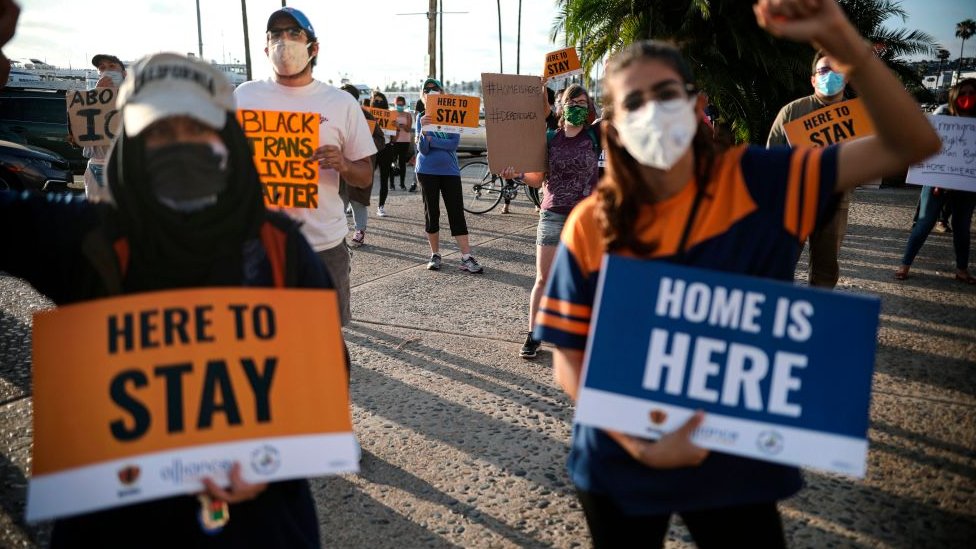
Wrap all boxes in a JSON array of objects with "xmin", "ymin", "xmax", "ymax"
[{"xmin": 117, "ymin": 52, "xmax": 236, "ymax": 136}]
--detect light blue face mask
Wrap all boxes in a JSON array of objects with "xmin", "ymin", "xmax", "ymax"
[
  {"xmin": 396, "ymin": 105, "xmax": 405, "ymax": 112},
  {"xmin": 815, "ymin": 71, "xmax": 845, "ymax": 97}
]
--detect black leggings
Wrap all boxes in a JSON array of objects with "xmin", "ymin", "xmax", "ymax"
[
  {"xmin": 576, "ymin": 490, "xmax": 787, "ymax": 549},
  {"xmin": 417, "ymin": 173, "xmax": 468, "ymax": 236},
  {"xmin": 376, "ymin": 145, "xmax": 394, "ymax": 207},
  {"xmin": 392, "ymin": 142, "xmax": 411, "ymax": 186}
]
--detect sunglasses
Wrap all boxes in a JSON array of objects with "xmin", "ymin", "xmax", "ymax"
[
  {"xmin": 424, "ymin": 87, "xmax": 441, "ymax": 93},
  {"xmin": 267, "ymin": 27, "xmax": 306, "ymax": 40}
]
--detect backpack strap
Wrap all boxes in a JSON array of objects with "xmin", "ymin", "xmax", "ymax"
[
  {"xmin": 80, "ymin": 229, "xmax": 128, "ymax": 296},
  {"xmin": 259, "ymin": 220, "xmax": 288, "ymax": 288}
]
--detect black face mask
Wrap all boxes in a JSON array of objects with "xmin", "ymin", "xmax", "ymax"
[{"xmin": 144, "ymin": 143, "xmax": 229, "ymax": 211}]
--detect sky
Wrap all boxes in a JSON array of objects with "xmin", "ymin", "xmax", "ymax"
[{"xmin": 6, "ymin": 0, "xmax": 975, "ymax": 88}]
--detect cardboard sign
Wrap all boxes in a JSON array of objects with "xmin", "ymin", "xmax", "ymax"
[
  {"xmin": 481, "ymin": 73, "xmax": 546, "ymax": 174},
  {"xmin": 420, "ymin": 94, "xmax": 481, "ymax": 134},
  {"xmin": 783, "ymin": 98, "xmax": 875, "ymax": 147},
  {"xmin": 906, "ymin": 114, "xmax": 976, "ymax": 192},
  {"xmin": 237, "ymin": 109, "xmax": 320, "ymax": 209},
  {"xmin": 576, "ymin": 258, "xmax": 880, "ymax": 477},
  {"xmin": 65, "ymin": 87, "xmax": 120, "ymax": 148},
  {"xmin": 366, "ymin": 107, "xmax": 397, "ymax": 136},
  {"xmin": 27, "ymin": 288, "xmax": 356, "ymax": 521},
  {"xmin": 543, "ymin": 47, "xmax": 582, "ymax": 80}
]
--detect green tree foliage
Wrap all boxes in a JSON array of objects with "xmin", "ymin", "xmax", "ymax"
[
  {"xmin": 956, "ymin": 19, "xmax": 976, "ymax": 82},
  {"xmin": 553, "ymin": 0, "xmax": 935, "ymax": 144}
]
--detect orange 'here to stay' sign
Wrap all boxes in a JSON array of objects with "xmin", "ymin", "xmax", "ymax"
[
  {"xmin": 420, "ymin": 94, "xmax": 481, "ymax": 134},
  {"xmin": 238, "ymin": 109, "xmax": 320, "ymax": 209},
  {"xmin": 367, "ymin": 107, "xmax": 397, "ymax": 136},
  {"xmin": 27, "ymin": 288, "xmax": 355, "ymax": 521},
  {"xmin": 543, "ymin": 47, "xmax": 582, "ymax": 80},
  {"xmin": 783, "ymin": 98, "xmax": 876, "ymax": 147}
]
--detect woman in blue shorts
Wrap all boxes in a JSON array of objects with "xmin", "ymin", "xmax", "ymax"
[{"xmin": 501, "ymin": 84, "xmax": 600, "ymax": 359}]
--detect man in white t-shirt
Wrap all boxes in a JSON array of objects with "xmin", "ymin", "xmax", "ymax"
[{"xmin": 235, "ymin": 6, "xmax": 376, "ymax": 325}]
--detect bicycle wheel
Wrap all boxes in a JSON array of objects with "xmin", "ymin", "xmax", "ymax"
[
  {"xmin": 460, "ymin": 161, "xmax": 502, "ymax": 214},
  {"xmin": 524, "ymin": 184, "xmax": 541, "ymax": 208}
]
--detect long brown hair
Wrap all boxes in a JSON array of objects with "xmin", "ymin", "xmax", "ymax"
[
  {"xmin": 947, "ymin": 78, "xmax": 976, "ymax": 117},
  {"xmin": 597, "ymin": 40, "xmax": 722, "ymax": 255}
]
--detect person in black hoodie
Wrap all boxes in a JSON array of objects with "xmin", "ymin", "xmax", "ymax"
[{"xmin": 1, "ymin": 52, "xmax": 336, "ymax": 548}]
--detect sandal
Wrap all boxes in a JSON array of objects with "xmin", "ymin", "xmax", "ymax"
[
  {"xmin": 954, "ymin": 273, "xmax": 976, "ymax": 285},
  {"xmin": 893, "ymin": 267, "xmax": 909, "ymax": 281}
]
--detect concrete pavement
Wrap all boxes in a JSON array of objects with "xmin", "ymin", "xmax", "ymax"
[{"xmin": 1, "ymin": 166, "xmax": 974, "ymax": 547}]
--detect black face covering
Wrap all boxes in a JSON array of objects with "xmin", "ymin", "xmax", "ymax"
[
  {"xmin": 106, "ymin": 115, "xmax": 267, "ymax": 291},
  {"xmin": 145, "ymin": 143, "xmax": 230, "ymax": 207}
]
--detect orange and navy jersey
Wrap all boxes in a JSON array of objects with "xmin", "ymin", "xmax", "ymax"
[{"xmin": 535, "ymin": 143, "xmax": 839, "ymax": 350}]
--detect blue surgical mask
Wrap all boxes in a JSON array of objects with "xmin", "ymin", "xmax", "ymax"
[
  {"xmin": 815, "ymin": 71, "xmax": 845, "ymax": 97},
  {"xmin": 396, "ymin": 105, "xmax": 405, "ymax": 112}
]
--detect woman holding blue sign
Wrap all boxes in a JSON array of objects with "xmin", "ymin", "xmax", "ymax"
[{"xmin": 534, "ymin": 0, "xmax": 941, "ymax": 546}]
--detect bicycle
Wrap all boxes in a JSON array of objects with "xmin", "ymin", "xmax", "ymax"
[{"xmin": 459, "ymin": 160, "xmax": 541, "ymax": 214}]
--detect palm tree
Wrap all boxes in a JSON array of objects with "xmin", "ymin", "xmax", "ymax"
[
  {"xmin": 936, "ymin": 48, "xmax": 951, "ymax": 89},
  {"xmin": 553, "ymin": 0, "xmax": 935, "ymax": 144},
  {"xmin": 956, "ymin": 19, "xmax": 976, "ymax": 84}
]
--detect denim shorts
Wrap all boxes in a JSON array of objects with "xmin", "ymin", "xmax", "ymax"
[{"xmin": 536, "ymin": 209, "xmax": 568, "ymax": 246}]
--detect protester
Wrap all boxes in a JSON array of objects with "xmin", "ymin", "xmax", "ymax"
[
  {"xmin": 894, "ymin": 78, "xmax": 976, "ymax": 284},
  {"xmin": 767, "ymin": 50, "xmax": 853, "ymax": 288},
  {"xmin": 234, "ymin": 6, "xmax": 377, "ymax": 326},
  {"xmin": 533, "ymin": 0, "xmax": 940, "ymax": 546},
  {"xmin": 67, "ymin": 54, "xmax": 126, "ymax": 202},
  {"xmin": 0, "ymin": 0, "xmax": 18, "ymax": 84},
  {"xmin": 416, "ymin": 77, "xmax": 483, "ymax": 273},
  {"xmin": 501, "ymin": 84, "xmax": 600, "ymax": 359},
  {"xmin": 0, "ymin": 52, "xmax": 335, "ymax": 548},
  {"xmin": 339, "ymin": 84, "xmax": 384, "ymax": 247},
  {"xmin": 392, "ymin": 95, "xmax": 414, "ymax": 192},
  {"xmin": 369, "ymin": 91, "xmax": 396, "ymax": 217}
]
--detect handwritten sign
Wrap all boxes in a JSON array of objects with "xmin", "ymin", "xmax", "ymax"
[
  {"xmin": 420, "ymin": 94, "xmax": 481, "ymax": 134},
  {"xmin": 65, "ymin": 87, "xmax": 120, "ymax": 148},
  {"xmin": 367, "ymin": 119, "xmax": 377, "ymax": 134},
  {"xmin": 576, "ymin": 258, "xmax": 880, "ymax": 477},
  {"xmin": 27, "ymin": 288, "xmax": 356, "ymax": 522},
  {"xmin": 481, "ymin": 73, "xmax": 547, "ymax": 174},
  {"xmin": 906, "ymin": 114, "xmax": 976, "ymax": 192},
  {"xmin": 784, "ymin": 98, "xmax": 875, "ymax": 147},
  {"xmin": 543, "ymin": 47, "xmax": 582, "ymax": 80},
  {"xmin": 237, "ymin": 109, "xmax": 320, "ymax": 209}
]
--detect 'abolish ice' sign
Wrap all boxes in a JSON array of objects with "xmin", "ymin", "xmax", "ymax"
[{"xmin": 576, "ymin": 258, "xmax": 880, "ymax": 477}]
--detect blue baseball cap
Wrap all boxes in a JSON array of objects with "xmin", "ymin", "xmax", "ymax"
[{"xmin": 267, "ymin": 7, "xmax": 315, "ymax": 38}]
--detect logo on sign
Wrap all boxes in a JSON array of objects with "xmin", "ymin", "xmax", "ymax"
[
  {"xmin": 757, "ymin": 430, "xmax": 785, "ymax": 455},
  {"xmin": 648, "ymin": 409, "xmax": 668, "ymax": 425},
  {"xmin": 116, "ymin": 464, "xmax": 141, "ymax": 497},
  {"xmin": 250, "ymin": 444, "xmax": 281, "ymax": 476}
]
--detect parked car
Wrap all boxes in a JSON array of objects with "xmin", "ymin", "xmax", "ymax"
[
  {"xmin": 0, "ymin": 139, "xmax": 75, "ymax": 192},
  {"xmin": 0, "ymin": 87, "xmax": 86, "ymax": 174},
  {"xmin": 457, "ymin": 111, "xmax": 486, "ymax": 155}
]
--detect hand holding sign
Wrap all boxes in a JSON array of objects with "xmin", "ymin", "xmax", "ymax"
[
  {"xmin": 202, "ymin": 462, "xmax": 267, "ymax": 504},
  {"xmin": 312, "ymin": 144, "xmax": 347, "ymax": 173},
  {"xmin": 610, "ymin": 411, "xmax": 709, "ymax": 469}
]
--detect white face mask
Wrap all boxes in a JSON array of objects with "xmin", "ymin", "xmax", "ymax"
[
  {"xmin": 101, "ymin": 70, "xmax": 124, "ymax": 86},
  {"xmin": 268, "ymin": 39, "xmax": 314, "ymax": 77},
  {"xmin": 614, "ymin": 97, "xmax": 697, "ymax": 170}
]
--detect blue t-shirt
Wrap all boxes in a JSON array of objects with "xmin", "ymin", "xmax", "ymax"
[
  {"xmin": 534, "ymin": 144, "xmax": 840, "ymax": 515},
  {"xmin": 415, "ymin": 113, "xmax": 460, "ymax": 176}
]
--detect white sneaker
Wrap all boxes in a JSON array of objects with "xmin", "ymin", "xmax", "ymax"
[{"xmin": 376, "ymin": 206, "xmax": 387, "ymax": 217}]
